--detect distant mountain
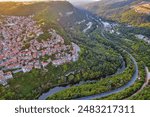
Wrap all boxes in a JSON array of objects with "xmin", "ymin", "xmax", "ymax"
[
  {"xmin": 0, "ymin": 2, "xmax": 47, "ymax": 16},
  {"xmin": 84, "ymin": 0, "xmax": 139, "ymax": 17},
  {"xmin": 113, "ymin": 1, "xmax": 150, "ymax": 27},
  {"xmin": 0, "ymin": 1, "xmax": 87, "ymax": 40},
  {"xmin": 0, "ymin": 1, "xmax": 86, "ymax": 22},
  {"xmin": 132, "ymin": 1, "xmax": 150, "ymax": 14},
  {"xmin": 83, "ymin": 0, "xmax": 150, "ymax": 27},
  {"xmin": 70, "ymin": 0, "xmax": 95, "ymax": 6}
]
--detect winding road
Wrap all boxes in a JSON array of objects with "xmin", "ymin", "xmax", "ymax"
[
  {"xmin": 38, "ymin": 54, "xmax": 126, "ymax": 100},
  {"xmin": 38, "ymin": 13, "xmax": 139, "ymax": 100},
  {"xmin": 76, "ymin": 54, "xmax": 138, "ymax": 100},
  {"xmin": 38, "ymin": 59, "xmax": 126, "ymax": 100},
  {"xmin": 127, "ymin": 67, "xmax": 150, "ymax": 98}
]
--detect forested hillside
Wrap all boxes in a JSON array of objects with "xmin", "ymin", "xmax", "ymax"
[
  {"xmin": 84, "ymin": 0, "xmax": 150, "ymax": 27},
  {"xmin": 0, "ymin": 1, "xmax": 123, "ymax": 99}
]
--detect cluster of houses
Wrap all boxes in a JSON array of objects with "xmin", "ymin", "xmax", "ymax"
[
  {"xmin": 102, "ymin": 21, "xmax": 120, "ymax": 35},
  {"xmin": 136, "ymin": 34, "xmax": 150, "ymax": 44},
  {"xmin": 0, "ymin": 15, "xmax": 80, "ymax": 85}
]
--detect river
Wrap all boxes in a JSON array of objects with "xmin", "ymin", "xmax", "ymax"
[
  {"xmin": 76, "ymin": 54, "xmax": 138, "ymax": 100},
  {"xmin": 38, "ymin": 14, "xmax": 138, "ymax": 100},
  {"xmin": 38, "ymin": 55, "xmax": 126, "ymax": 100}
]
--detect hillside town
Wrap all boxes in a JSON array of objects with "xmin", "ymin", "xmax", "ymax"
[{"xmin": 0, "ymin": 16, "xmax": 80, "ymax": 85}]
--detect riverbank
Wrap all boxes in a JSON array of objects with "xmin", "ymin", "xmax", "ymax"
[
  {"xmin": 128, "ymin": 67, "xmax": 150, "ymax": 98},
  {"xmin": 38, "ymin": 58, "xmax": 126, "ymax": 100}
]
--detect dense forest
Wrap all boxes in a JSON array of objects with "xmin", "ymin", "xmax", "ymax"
[
  {"xmin": 0, "ymin": 1, "xmax": 123, "ymax": 99},
  {"xmin": 0, "ymin": 1, "xmax": 150, "ymax": 100}
]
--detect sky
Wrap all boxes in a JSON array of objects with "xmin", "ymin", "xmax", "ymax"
[
  {"xmin": 0, "ymin": 0, "xmax": 101, "ymax": 5},
  {"xmin": 0, "ymin": 0, "xmax": 100, "ymax": 2}
]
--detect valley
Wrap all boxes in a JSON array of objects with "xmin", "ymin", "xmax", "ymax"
[{"xmin": 0, "ymin": 0, "xmax": 150, "ymax": 100}]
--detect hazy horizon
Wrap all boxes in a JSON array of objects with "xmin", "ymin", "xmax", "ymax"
[
  {"xmin": 0, "ymin": 0, "xmax": 101, "ymax": 5},
  {"xmin": 0, "ymin": 0, "xmax": 100, "ymax": 2}
]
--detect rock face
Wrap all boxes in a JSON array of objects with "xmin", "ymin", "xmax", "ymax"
[{"xmin": 132, "ymin": 2, "xmax": 150, "ymax": 15}]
